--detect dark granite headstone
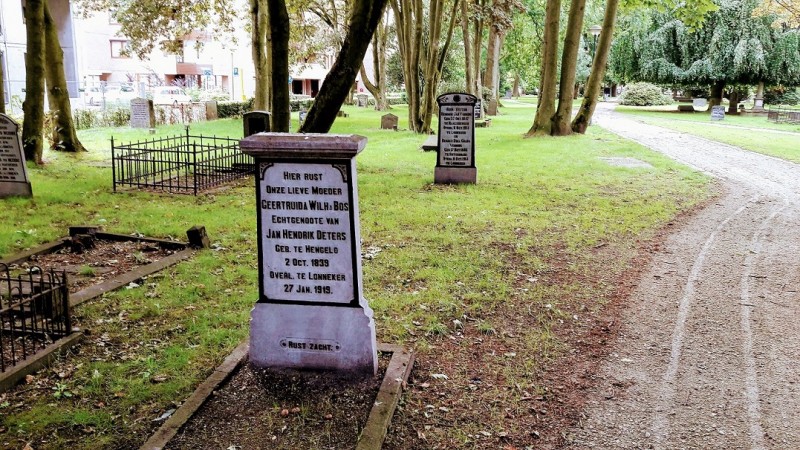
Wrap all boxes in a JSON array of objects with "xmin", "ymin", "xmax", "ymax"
[
  {"xmin": 243, "ymin": 111, "xmax": 271, "ymax": 137},
  {"xmin": 0, "ymin": 113, "xmax": 32, "ymax": 198},
  {"xmin": 381, "ymin": 113, "xmax": 398, "ymax": 130},
  {"xmin": 435, "ymin": 93, "xmax": 477, "ymax": 184},
  {"xmin": 130, "ymin": 98, "xmax": 155, "ymax": 128},
  {"xmin": 711, "ymin": 105, "xmax": 725, "ymax": 121},
  {"xmin": 240, "ymin": 133, "xmax": 378, "ymax": 375}
]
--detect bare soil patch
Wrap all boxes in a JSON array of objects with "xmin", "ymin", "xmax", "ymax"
[
  {"xmin": 11, "ymin": 239, "xmax": 178, "ymax": 294},
  {"xmin": 167, "ymin": 354, "xmax": 390, "ymax": 449}
]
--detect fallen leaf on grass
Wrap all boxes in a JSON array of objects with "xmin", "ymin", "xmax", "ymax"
[{"xmin": 431, "ymin": 373, "xmax": 448, "ymax": 380}]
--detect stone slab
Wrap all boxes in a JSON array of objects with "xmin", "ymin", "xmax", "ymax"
[
  {"xmin": 250, "ymin": 302, "xmax": 378, "ymax": 374},
  {"xmin": 677, "ymin": 105, "xmax": 695, "ymax": 112},
  {"xmin": 434, "ymin": 166, "xmax": 477, "ymax": 184},
  {"xmin": 130, "ymin": 98, "xmax": 156, "ymax": 128},
  {"xmin": 0, "ymin": 331, "xmax": 84, "ymax": 394},
  {"xmin": 381, "ymin": 113, "xmax": 398, "ymax": 130},
  {"xmin": 205, "ymin": 101, "xmax": 218, "ymax": 120},
  {"xmin": 421, "ymin": 134, "xmax": 438, "ymax": 151}
]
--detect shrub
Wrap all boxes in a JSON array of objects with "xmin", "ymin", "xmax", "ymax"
[
  {"xmin": 764, "ymin": 87, "xmax": 800, "ymax": 106},
  {"xmin": 620, "ymin": 82, "xmax": 673, "ymax": 106},
  {"xmin": 218, "ymin": 98, "xmax": 255, "ymax": 118}
]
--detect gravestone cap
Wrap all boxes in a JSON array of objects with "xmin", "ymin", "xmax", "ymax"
[{"xmin": 241, "ymin": 133, "xmax": 366, "ymax": 160}]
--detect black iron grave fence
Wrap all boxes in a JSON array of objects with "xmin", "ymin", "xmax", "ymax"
[
  {"xmin": 111, "ymin": 130, "xmax": 254, "ymax": 195},
  {"xmin": 767, "ymin": 107, "xmax": 800, "ymax": 124},
  {"xmin": 1, "ymin": 263, "xmax": 71, "ymax": 373}
]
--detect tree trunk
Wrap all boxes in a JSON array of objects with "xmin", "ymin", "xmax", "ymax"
[
  {"xmin": 461, "ymin": 0, "xmax": 475, "ymax": 96},
  {"xmin": 527, "ymin": 0, "xmax": 560, "ymax": 137},
  {"xmin": 0, "ymin": 51, "xmax": 5, "ymax": 115},
  {"xmin": 300, "ymin": 0, "xmax": 389, "ymax": 133},
  {"xmin": 419, "ymin": 0, "xmax": 460, "ymax": 133},
  {"xmin": 471, "ymin": 0, "xmax": 484, "ymax": 98},
  {"xmin": 250, "ymin": 0, "xmax": 269, "ymax": 110},
  {"xmin": 572, "ymin": 0, "xmax": 619, "ymax": 134},
  {"xmin": 512, "ymin": 74, "xmax": 521, "ymax": 97},
  {"xmin": 484, "ymin": 25, "xmax": 501, "ymax": 106},
  {"xmin": 391, "ymin": 0, "xmax": 424, "ymax": 132},
  {"xmin": 43, "ymin": 3, "xmax": 85, "ymax": 152},
  {"xmin": 709, "ymin": 80, "xmax": 725, "ymax": 109},
  {"xmin": 266, "ymin": 0, "xmax": 290, "ymax": 131},
  {"xmin": 551, "ymin": 0, "xmax": 587, "ymax": 136},
  {"xmin": 727, "ymin": 90, "xmax": 739, "ymax": 114},
  {"xmin": 359, "ymin": 12, "xmax": 390, "ymax": 111},
  {"xmin": 22, "ymin": 0, "xmax": 45, "ymax": 163}
]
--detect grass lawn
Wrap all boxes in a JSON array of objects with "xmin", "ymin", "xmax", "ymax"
[
  {"xmin": 0, "ymin": 102, "xmax": 711, "ymax": 449},
  {"xmin": 616, "ymin": 105, "xmax": 800, "ymax": 163}
]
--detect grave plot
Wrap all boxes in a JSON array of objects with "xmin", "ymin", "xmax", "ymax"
[
  {"xmin": 111, "ymin": 130, "xmax": 254, "ymax": 195},
  {"xmin": 1, "ymin": 226, "xmax": 204, "ymax": 307},
  {"xmin": 0, "ymin": 265, "xmax": 78, "ymax": 380}
]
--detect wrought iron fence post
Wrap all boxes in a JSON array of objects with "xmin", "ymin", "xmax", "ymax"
[
  {"xmin": 193, "ymin": 142, "xmax": 198, "ymax": 196},
  {"xmin": 111, "ymin": 136, "xmax": 117, "ymax": 192}
]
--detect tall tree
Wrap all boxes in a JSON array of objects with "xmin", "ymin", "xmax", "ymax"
[
  {"xmin": 266, "ymin": 0, "xmax": 291, "ymax": 131},
  {"xmin": 300, "ymin": 0, "xmax": 390, "ymax": 132},
  {"xmin": 572, "ymin": 0, "xmax": 620, "ymax": 133},
  {"xmin": 527, "ymin": 0, "xmax": 561, "ymax": 136},
  {"xmin": 44, "ymin": 3, "xmax": 85, "ymax": 152},
  {"xmin": 22, "ymin": 0, "xmax": 45, "ymax": 163},
  {"xmin": 551, "ymin": 0, "xmax": 587, "ymax": 136},
  {"xmin": 359, "ymin": 10, "xmax": 392, "ymax": 111},
  {"xmin": 483, "ymin": 0, "xmax": 524, "ymax": 103},
  {"xmin": 251, "ymin": 0, "xmax": 270, "ymax": 111}
]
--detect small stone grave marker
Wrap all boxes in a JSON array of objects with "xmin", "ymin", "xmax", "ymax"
[
  {"xmin": 381, "ymin": 113, "xmax": 398, "ymax": 130},
  {"xmin": 205, "ymin": 101, "xmax": 218, "ymax": 120},
  {"xmin": 243, "ymin": 111, "xmax": 271, "ymax": 137},
  {"xmin": 240, "ymin": 133, "xmax": 377, "ymax": 375},
  {"xmin": 711, "ymin": 105, "xmax": 725, "ymax": 121},
  {"xmin": 130, "ymin": 98, "xmax": 155, "ymax": 128},
  {"xmin": 692, "ymin": 98, "xmax": 707, "ymax": 109},
  {"xmin": 299, "ymin": 110, "xmax": 307, "ymax": 126},
  {"xmin": 435, "ymin": 93, "xmax": 477, "ymax": 184},
  {"xmin": 0, "ymin": 113, "xmax": 32, "ymax": 198}
]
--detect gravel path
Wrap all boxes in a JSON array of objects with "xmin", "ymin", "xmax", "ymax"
[{"xmin": 567, "ymin": 104, "xmax": 800, "ymax": 449}]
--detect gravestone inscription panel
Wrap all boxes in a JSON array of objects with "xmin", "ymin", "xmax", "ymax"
[
  {"xmin": 435, "ymin": 93, "xmax": 477, "ymax": 184},
  {"xmin": 711, "ymin": 105, "xmax": 726, "ymax": 121},
  {"xmin": 241, "ymin": 133, "xmax": 377, "ymax": 375},
  {"xmin": 0, "ymin": 113, "xmax": 32, "ymax": 198}
]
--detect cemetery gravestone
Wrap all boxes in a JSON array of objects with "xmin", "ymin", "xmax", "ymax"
[
  {"xmin": 130, "ymin": 98, "xmax": 155, "ymax": 129},
  {"xmin": 0, "ymin": 113, "xmax": 32, "ymax": 198},
  {"xmin": 243, "ymin": 111, "xmax": 271, "ymax": 137},
  {"xmin": 473, "ymin": 99, "xmax": 483, "ymax": 120},
  {"xmin": 381, "ymin": 113, "xmax": 398, "ymax": 130},
  {"xmin": 299, "ymin": 110, "xmax": 307, "ymax": 126},
  {"xmin": 240, "ymin": 133, "xmax": 378, "ymax": 375},
  {"xmin": 692, "ymin": 98, "xmax": 708, "ymax": 109},
  {"xmin": 435, "ymin": 93, "xmax": 477, "ymax": 184},
  {"xmin": 711, "ymin": 105, "xmax": 725, "ymax": 121},
  {"xmin": 205, "ymin": 101, "xmax": 218, "ymax": 120}
]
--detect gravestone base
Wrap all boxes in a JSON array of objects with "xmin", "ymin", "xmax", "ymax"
[
  {"xmin": 435, "ymin": 166, "xmax": 477, "ymax": 184},
  {"xmin": 250, "ymin": 303, "xmax": 378, "ymax": 375},
  {"xmin": 0, "ymin": 182, "xmax": 32, "ymax": 198}
]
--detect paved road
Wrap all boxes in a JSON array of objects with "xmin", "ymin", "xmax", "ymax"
[{"xmin": 568, "ymin": 104, "xmax": 800, "ymax": 449}]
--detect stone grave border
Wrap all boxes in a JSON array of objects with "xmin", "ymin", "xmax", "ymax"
[
  {"xmin": 0, "ymin": 226, "xmax": 206, "ymax": 393},
  {"xmin": 140, "ymin": 342, "xmax": 415, "ymax": 450}
]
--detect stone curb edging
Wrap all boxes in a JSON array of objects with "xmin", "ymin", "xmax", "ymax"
[
  {"xmin": 0, "ymin": 331, "xmax": 84, "ymax": 393},
  {"xmin": 140, "ymin": 342, "xmax": 415, "ymax": 450}
]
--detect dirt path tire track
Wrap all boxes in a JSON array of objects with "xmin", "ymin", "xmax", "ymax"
[{"xmin": 567, "ymin": 105, "xmax": 800, "ymax": 449}]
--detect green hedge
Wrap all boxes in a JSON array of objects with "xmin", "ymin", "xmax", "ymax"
[
  {"xmin": 620, "ymin": 82, "xmax": 673, "ymax": 106},
  {"xmin": 218, "ymin": 98, "xmax": 255, "ymax": 118}
]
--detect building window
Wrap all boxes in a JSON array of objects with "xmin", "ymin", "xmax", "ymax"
[
  {"xmin": 108, "ymin": 9, "xmax": 119, "ymax": 25},
  {"xmin": 110, "ymin": 40, "xmax": 130, "ymax": 58}
]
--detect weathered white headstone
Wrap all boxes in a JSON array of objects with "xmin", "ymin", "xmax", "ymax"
[
  {"xmin": 240, "ymin": 133, "xmax": 377, "ymax": 375},
  {"xmin": 0, "ymin": 114, "xmax": 32, "ymax": 198},
  {"xmin": 692, "ymin": 98, "xmax": 708, "ymax": 109},
  {"xmin": 435, "ymin": 93, "xmax": 477, "ymax": 184},
  {"xmin": 711, "ymin": 105, "xmax": 725, "ymax": 121},
  {"xmin": 130, "ymin": 98, "xmax": 155, "ymax": 128}
]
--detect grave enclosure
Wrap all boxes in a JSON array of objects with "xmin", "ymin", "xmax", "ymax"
[{"xmin": 241, "ymin": 133, "xmax": 378, "ymax": 375}]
